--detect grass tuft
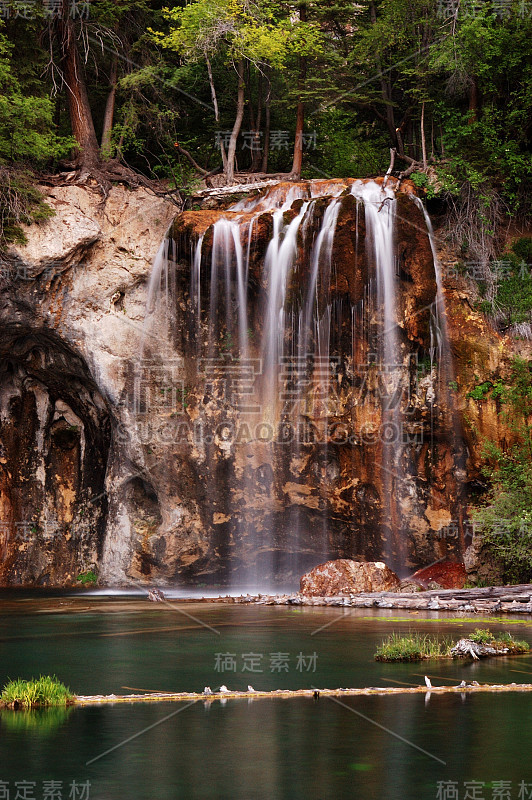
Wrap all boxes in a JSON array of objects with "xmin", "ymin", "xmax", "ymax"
[
  {"xmin": 1, "ymin": 676, "xmax": 74, "ymax": 708},
  {"xmin": 375, "ymin": 632, "xmax": 452, "ymax": 662},
  {"xmin": 375, "ymin": 629, "xmax": 530, "ymax": 661}
]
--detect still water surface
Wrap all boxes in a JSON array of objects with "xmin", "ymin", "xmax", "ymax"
[{"xmin": 1, "ymin": 596, "xmax": 532, "ymax": 799}]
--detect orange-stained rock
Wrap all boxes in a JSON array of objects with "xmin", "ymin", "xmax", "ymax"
[
  {"xmin": 409, "ymin": 560, "xmax": 467, "ymax": 589},
  {"xmin": 300, "ymin": 559, "xmax": 400, "ymax": 596}
]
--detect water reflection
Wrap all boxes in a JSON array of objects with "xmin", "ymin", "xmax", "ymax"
[{"xmin": 0, "ymin": 705, "xmax": 73, "ymax": 733}]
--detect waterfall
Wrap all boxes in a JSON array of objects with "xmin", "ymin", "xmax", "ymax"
[
  {"xmin": 141, "ymin": 178, "xmax": 462, "ymax": 589},
  {"xmin": 261, "ymin": 202, "xmax": 309, "ymax": 420},
  {"xmin": 350, "ymin": 182, "xmax": 405, "ymax": 566}
]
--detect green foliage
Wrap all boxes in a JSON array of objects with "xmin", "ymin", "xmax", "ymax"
[
  {"xmin": 474, "ymin": 358, "xmax": 532, "ymax": 584},
  {"xmin": 467, "ymin": 381, "xmax": 493, "ymax": 401},
  {"xmin": 0, "ymin": 168, "xmax": 54, "ymax": 248},
  {"xmin": 1, "ymin": 676, "xmax": 74, "ymax": 708},
  {"xmin": 153, "ymin": 0, "xmax": 304, "ymax": 69},
  {"xmin": 463, "ymin": 578, "xmax": 492, "ymax": 588},
  {"xmin": 76, "ymin": 570, "xmax": 98, "ymax": 586},
  {"xmin": 0, "ymin": 0, "xmax": 530, "ymax": 247},
  {"xmin": 468, "ymin": 629, "xmax": 529, "ymax": 652},
  {"xmin": 311, "ymin": 109, "xmax": 389, "ymax": 178},
  {"xmin": 0, "ymin": 31, "xmax": 74, "ymax": 165},
  {"xmin": 485, "ymin": 251, "xmax": 532, "ymax": 328},
  {"xmin": 374, "ymin": 632, "xmax": 452, "ymax": 662},
  {"xmin": 512, "ymin": 238, "xmax": 532, "ymax": 264},
  {"xmin": 468, "ymin": 628, "xmax": 493, "ymax": 644}
]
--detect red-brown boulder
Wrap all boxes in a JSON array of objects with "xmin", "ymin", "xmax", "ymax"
[
  {"xmin": 409, "ymin": 561, "xmax": 467, "ymax": 590},
  {"xmin": 300, "ymin": 559, "xmax": 400, "ymax": 597}
]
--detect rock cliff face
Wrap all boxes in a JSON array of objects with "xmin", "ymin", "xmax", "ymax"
[
  {"xmin": 0, "ymin": 178, "xmax": 527, "ymax": 588},
  {"xmin": 0, "ymin": 184, "xmax": 175, "ymax": 586}
]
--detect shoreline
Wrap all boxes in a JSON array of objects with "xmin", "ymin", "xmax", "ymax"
[
  {"xmin": 4, "ymin": 583, "xmax": 532, "ymax": 616},
  {"xmin": 193, "ymin": 583, "xmax": 532, "ymax": 615}
]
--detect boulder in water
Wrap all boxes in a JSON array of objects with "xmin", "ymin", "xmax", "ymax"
[{"xmin": 299, "ymin": 559, "xmax": 400, "ymax": 597}]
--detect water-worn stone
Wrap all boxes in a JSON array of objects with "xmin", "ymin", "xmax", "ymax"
[{"xmin": 299, "ymin": 559, "xmax": 400, "ymax": 596}]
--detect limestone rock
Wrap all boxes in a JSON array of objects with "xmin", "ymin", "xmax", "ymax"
[
  {"xmin": 300, "ymin": 559, "xmax": 400, "ymax": 597},
  {"xmin": 9, "ymin": 185, "xmax": 102, "ymax": 279}
]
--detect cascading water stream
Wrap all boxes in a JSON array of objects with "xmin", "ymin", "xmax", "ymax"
[
  {"xmin": 207, "ymin": 217, "xmax": 249, "ymax": 359},
  {"xmin": 261, "ymin": 202, "xmax": 310, "ymax": 421},
  {"xmin": 140, "ymin": 178, "xmax": 464, "ymax": 590},
  {"xmin": 350, "ymin": 182, "xmax": 407, "ymax": 567}
]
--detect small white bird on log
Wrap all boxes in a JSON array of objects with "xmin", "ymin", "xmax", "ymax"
[
  {"xmin": 219, "ymin": 685, "xmax": 229, "ymax": 693},
  {"xmin": 247, "ymin": 685, "xmax": 255, "ymax": 692},
  {"xmin": 203, "ymin": 686, "xmax": 213, "ymax": 695},
  {"xmin": 424, "ymin": 676, "xmax": 432, "ymax": 689}
]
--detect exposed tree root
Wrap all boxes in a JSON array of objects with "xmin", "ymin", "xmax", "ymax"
[{"xmin": 40, "ymin": 159, "xmax": 184, "ymax": 210}]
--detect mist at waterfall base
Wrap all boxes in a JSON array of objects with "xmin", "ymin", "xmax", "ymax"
[{"xmin": 139, "ymin": 178, "xmax": 462, "ymax": 594}]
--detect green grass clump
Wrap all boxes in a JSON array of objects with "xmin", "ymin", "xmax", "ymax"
[
  {"xmin": 375, "ymin": 633, "xmax": 452, "ymax": 662},
  {"xmin": 375, "ymin": 629, "xmax": 530, "ymax": 662},
  {"xmin": 469, "ymin": 629, "xmax": 529, "ymax": 653},
  {"xmin": 469, "ymin": 628, "xmax": 493, "ymax": 644},
  {"xmin": 1, "ymin": 676, "xmax": 74, "ymax": 708}
]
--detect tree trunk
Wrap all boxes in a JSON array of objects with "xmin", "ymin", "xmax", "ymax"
[
  {"xmin": 261, "ymin": 66, "xmax": 271, "ymax": 173},
  {"xmin": 468, "ymin": 76, "xmax": 479, "ymax": 124},
  {"xmin": 420, "ymin": 102, "xmax": 427, "ymax": 169},
  {"xmin": 382, "ymin": 147, "xmax": 395, "ymax": 189},
  {"xmin": 175, "ymin": 144, "xmax": 208, "ymax": 175},
  {"xmin": 226, "ymin": 60, "xmax": 246, "ymax": 184},
  {"xmin": 290, "ymin": 3, "xmax": 307, "ymax": 180},
  {"xmin": 58, "ymin": 4, "xmax": 99, "ymax": 168},
  {"xmin": 250, "ymin": 72, "xmax": 263, "ymax": 173},
  {"xmin": 220, "ymin": 141, "xmax": 228, "ymax": 171},
  {"xmin": 290, "ymin": 94, "xmax": 305, "ymax": 180},
  {"xmin": 205, "ymin": 54, "xmax": 219, "ymax": 122},
  {"xmin": 100, "ymin": 54, "xmax": 118, "ymax": 159},
  {"xmin": 370, "ymin": 2, "xmax": 396, "ymax": 147}
]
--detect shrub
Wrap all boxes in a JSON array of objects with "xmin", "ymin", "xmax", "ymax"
[{"xmin": 512, "ymin": 237, "xmax": 532, "ymax": 265}]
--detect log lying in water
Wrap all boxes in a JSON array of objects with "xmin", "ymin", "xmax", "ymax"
[
  {"xmin": 74, "ymin": 683, "xmax": 532, "ymax": 706},
  {"xmin": 450, "ymin": 638, "xmax": 528, "ymax": 659}
]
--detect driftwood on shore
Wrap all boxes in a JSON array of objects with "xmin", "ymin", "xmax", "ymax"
[
  {"xmin": 73, "ymin": 682, "xmax": 532, "ymax": 706},
  {"xmin": 217, "ymin": 583, "xmax": 532, "ymax": 615}
]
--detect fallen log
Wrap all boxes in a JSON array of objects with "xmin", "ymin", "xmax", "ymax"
[{"xmin": 72, "ymin": 682, "xmax": 532, "ymax": 706}]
